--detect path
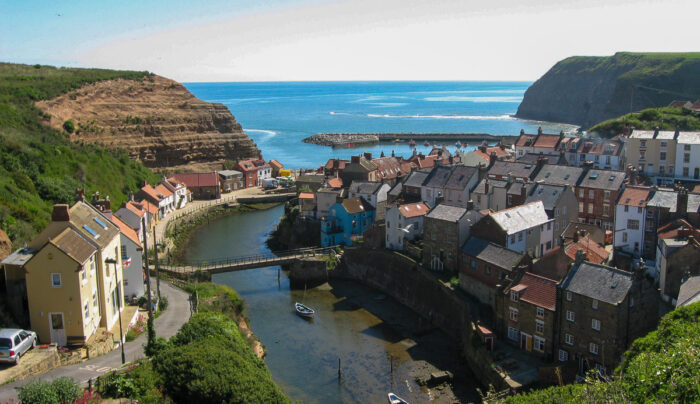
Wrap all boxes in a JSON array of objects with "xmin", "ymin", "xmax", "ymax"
[{"xmin": 0, "ymin": 282, "xmax": 189, "ymax": 402}]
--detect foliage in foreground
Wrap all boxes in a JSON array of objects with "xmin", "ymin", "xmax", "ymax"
[
  {"xmin": 501, "ymin": 301, "xmax": 700, "ymax": 403},
  {"xmin": 181, "ymin": 281, "xmax": 245, "ymax": 318},
  {"xmin": 0, "ymin": 62, "xmax": 160, "ymax": 246},
  {"xmin": 589, "ymin": 106, "xmax": 700, "ymax": 137},
  {"xmin": 17, "ymin": 377, "xmax": 82, "ymax": 404}
]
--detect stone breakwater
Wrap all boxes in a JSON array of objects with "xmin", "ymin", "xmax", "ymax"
[{"xmin": 303, "ymin": 132, "xmax": 510, "ymax": 147}]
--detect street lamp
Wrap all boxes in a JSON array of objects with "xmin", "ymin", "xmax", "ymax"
[{"xmin": 105, "ymin": 257, "xmax": 125, "ymax": 364}]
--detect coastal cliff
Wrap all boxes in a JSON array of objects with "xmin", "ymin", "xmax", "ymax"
[
  {"xmin": 516, "ymin": 52, "xmax": 700, "ymax": 129},
  {"xmin": 36, "ymin": 75, "xmax": 260, "ymax": 171}
]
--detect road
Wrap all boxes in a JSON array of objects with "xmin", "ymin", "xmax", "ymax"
[{"xmin": 0, "ymin": 282, "xmax": 189, "ymax": 401}]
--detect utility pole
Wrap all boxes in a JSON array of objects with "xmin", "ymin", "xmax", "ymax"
[
  {"xmin": 142, "ymin": 217, "xmax": 155, "ymax": 352},
  {"xmin": 153, "ymin": 227, "xmax": 161, "ymax": 300}
]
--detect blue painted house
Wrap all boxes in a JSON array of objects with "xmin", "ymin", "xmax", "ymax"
[{"xmin": 321, "ymin": 197, "xmax": 376, "ymax": 246}]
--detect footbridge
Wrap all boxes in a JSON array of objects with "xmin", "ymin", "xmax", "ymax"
[{"xmin": 159, "ymin": 246, "xmax": 337, "ymax": 275}]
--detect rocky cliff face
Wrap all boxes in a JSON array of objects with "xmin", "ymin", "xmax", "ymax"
[
  {"xmin": 516, "ymin": 52, "xmax": 700, "ymax": 129},
  {"xmin": 36, "ymin": 75, "xmax": 260, "ymax": 171}
]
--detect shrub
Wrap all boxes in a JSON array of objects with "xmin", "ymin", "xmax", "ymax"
[
  {"xmin": 158, "ymin": 295, "xmax": 168, "ymax": 311},
  {"xmin": 17, "ymin": 379, "xmax": 59, "ymax": 404},
  {"xmin": 101, "ymin": 372, "xmax": 138, "ymax": 398},
  {"xmin": 63, "ymin": 119, "xmax": 75, "ymax": 134},
  {"xmin": 51, "ymin": 376, "xmax": 82, "ymax": 403}
]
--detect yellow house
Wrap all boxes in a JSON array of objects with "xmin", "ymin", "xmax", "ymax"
[{"xmin": 20, "ymin": 202, "xmax": 124, "ymax": 345}]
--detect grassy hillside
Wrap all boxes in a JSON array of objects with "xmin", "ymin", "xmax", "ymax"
[
  {"xmin": 589, "ymin": 106, "xmax": 700, "ymax": 137},
  {"xmin": 497, "ymin": 301, "xmax": 700, "ymax": 403},
  {"xmin": 0, "ymin": 62, "xmax": 160, "ymax": 246}
]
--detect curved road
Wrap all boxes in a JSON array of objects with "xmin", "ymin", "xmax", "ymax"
[{"xmin": 0, "ymin": 282, "xmax": 189, "ymax": 401}]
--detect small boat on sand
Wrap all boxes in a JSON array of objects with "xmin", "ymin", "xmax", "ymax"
[
  {"xmin": 388, "ymin": 393, "xmax": 409, "ymax": 404},
  {"xmin": 295, "ymin": 302, "xmax": 314, "ymax": 318}
]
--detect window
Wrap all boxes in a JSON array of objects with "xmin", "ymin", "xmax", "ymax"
[
  {"xmin": 685, "ymin": 144, "xmax": 691, "ymax": 151},
  {"xmin": 81, "ymin": 268, "xmax": 87, "ymax": 284},
  {"xmin": 660, "ymin": 141, "xmax": 667, "ymax": 148},
  {"xmin": 683, "ymin": 167, "xmax": 689, "ymax": 177},
  {"xmin": 566, "ymin": 310, "xmax": 575, "ymax": 322},
  {"xmin": 559, "ymin": 349, "xmax": 569, "ymax": 362},
  {"xmin": 639, "ymin": 150, "xmax": 645, "ymax": 160},
  {"xmin": 579, "ymin": 202, "xmax": 584, "ymax": 213},
  {"xmin": 588, "ymin": 190, "xmax": 594, "ymax": 200},
  {"xmin": 534, "ymin": 336, "xmax": 545, "ymax": 352},
  {"xmin": 547, "ymin": 222, "xmax": 551, "ymax": 230},
  {"xmin": 566, "ymin": 291, "xmax": 572, "ymax": 301},
  {"xmin": 84, "ymin": 301, "xmax": 90, "ymax": 320},
  {"xmin": 546, "ymin": 241, "xmax": 552, "ymax": 250},
  {"xmin": 660, "ymin": 151, "xmax": 666, "ymax": 161},
  {"xmin": 603, "ymin": 190, "xmax": 610, "ymax": 201},
  {"xmin": 637, "ymin": 207, "xmax": 642, "ymax": 214},
  {"xmin": 485, "ymin": 266, "xmax": 491, "ymax": 275},
  {"xmin": 535, "ymin": 319, "xmax": 544, "ymax": 334},
  {"xmin": 536, "ymin": 307, "xmax": 544, "ymax": 318},
  {"xmin": 602, "ymin": 204, "xmax": 609, "ymax": 217},
  {"xmin": 592, "ymin": 299, "xmax": 598, "ymax": 310},
  {"xmin": 587, "ymin": 204, "xmax": 593, "ymax": 214},
  {"xmin": 595, "ymin": 363, "xmax": 606, "ymax": 375},
  {"xmin": 565, "ymin": 333, "xmax": 574, "ymax": 345},
  {"xmin": 623, "ymin": 232, "xmax": 628, "ymax": 242},
  {"xmin": 592, "ymin": 318, "xmax": 601, "ymax": 331},
  {"xmin": 659, "ymin": 166, "xmax": 665, "ymax": 175},
  {"xmin": 578, "ymin": 189, "xmax": 584, "ymax": 198},
  {"xmin": 508, "ymin": 327, "xmax": 519, "ymax": 341},
  {"xmin": 93, "ymin": 290, "xmax": 98, "ymax": 310},
  {"xmin": 82, "ymin": 224, "xmax": 100, "ymax": 239},
  {"xmin": 51, "ymin": 273, "xmax": 62, "ymax": 288},
  {"xmin": 90, "ymin": 255, "xmax": 96, "ymax": 274},
  {"xmin": 628, "ymin": 219, "xmax": 639, "ymax": 230},
  {"xmin": 121, "ymin": 245, "xmax": 128, "ymax": 260},
  {"xmin": 509, "ymin": 307, "xmax": 519, "ymax": 322},
  {"xmin": 562, "ymin": 205, "xmax": 566, "ymax": 215},
  {"xmin": 471, "ymin": 260, "xmax": 477, "ymax": 270},
  {"xmin": 624, "ymin": 205, "xmax": 629, "ymax": 212},
  {"xmin": 589, "ymin": 342, "xmax": 599, "ymax": 355},
  {"xmin": 510, "ymin": 235, "xmax": 515, "ymax": 244},
  {"xmin": 684, "ymin": 153, "xmax": 690, "ymax": 163},
  {"xmin": 518, "ymin": 232, "xmax": 523, "ymax": 242}
]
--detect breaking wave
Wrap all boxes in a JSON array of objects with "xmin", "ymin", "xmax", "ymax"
[{"xmin": 365, "ymin": 113, "xmax": 515, "ymax": 120}]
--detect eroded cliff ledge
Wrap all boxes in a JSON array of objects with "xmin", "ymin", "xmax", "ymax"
[
  {"xmin": 36, "ymin": 75, "xmax": 260, "ymax": 172},
  {"xmin": 516, "ymin": 52, "xmax": 700, "ymax": 129}
]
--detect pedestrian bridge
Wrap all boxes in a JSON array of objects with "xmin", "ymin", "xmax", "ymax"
[{"xmin": 159, "ymin": 246, "xmax": 336, "ymax": 275}]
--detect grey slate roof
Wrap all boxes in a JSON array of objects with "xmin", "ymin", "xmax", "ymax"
[
  {"xmin": 507, "ymin": 181, "xmax": 526, "ymax": 196},
  {"xmin": 534, "ymin": 164, "xmax": 585, "ymax": 186},
  {"xmin": 490, "ymin": 201, "xmax": 550, "ymax": 234},
  {"xmin": 349, "ymin": 181, "xmax": 383, "ymax": 195},
  {"xmin": 462, "ymin": 237, "xmax": 524, "ymax": 269},
  {"xmin": 473, "ymin": 178, "xmax": 509, "ymax": 194},
  {"xmin": 426, "ymin": 203, "xmax": 467, "ymax": 222},
  {"xmin": 488, "ymin": 161, "xmax": 538, "ymax": 179},
  {"xmin": 561, "ymin": 262, "xmax": 633, "ymax": 305},
  {"xmin": 526, "ymin": 184, "xmax": 567, "ymax": 212},
  {"xmin": 218, "ymin": 169, "xmax": 242, "ymax": 177},
  {"xmin": 403, "ymin": 170, "xmax": 429, "ymax": 188},
  {"xmin": 647, "ymin": 189, "xmax": 678, "ymax": 211},
  {"xmin": 423, "ymin": 166, "xmax": 453, "ymax": 188},
  {"xmin": 676, "ymin": 276, "xmax": 700, "ymax": 307},
  {"xmin": 517, "ymin": 153, "xmax": 564, "ymax": 165},
  {"xmin": 114, "ymin": 207, "xmax": 141, "ymax": 231},
  {"xmin": 577, "ymin": 169, "xmax": 625, "ymax": 191},
  {"xmin": 388, "ymin": 182, "xmax": 402, "ymax": 197},
  {"xmin": 445, "ymin": 166, "xmax": 478, "ymax": 191},
  {"xmin": 689, "ymin": 194, "xmax": 700, "ymax": 213}
]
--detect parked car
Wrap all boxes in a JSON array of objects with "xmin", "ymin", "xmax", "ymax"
[{"xmin": 0, "ymin": 329, "xmax": 37, "ymax": 365}]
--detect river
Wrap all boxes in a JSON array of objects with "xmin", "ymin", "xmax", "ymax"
[{"xmin": 182, "ymin": 205, "xmax": 481, "ymax": 403}]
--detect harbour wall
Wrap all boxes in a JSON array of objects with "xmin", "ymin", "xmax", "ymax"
[{"xmin": 303, "ymin": 132, "xmax": 513, "ymax": 147}]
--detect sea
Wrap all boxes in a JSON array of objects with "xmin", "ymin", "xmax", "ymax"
[{"xmin": 184, "ymin": 81, "xmax": 578, "ymax": 169}]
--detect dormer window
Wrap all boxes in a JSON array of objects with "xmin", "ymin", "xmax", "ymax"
[{"xmin": 510, "ymin": 290, "xmax": 519, "ymax": 302}]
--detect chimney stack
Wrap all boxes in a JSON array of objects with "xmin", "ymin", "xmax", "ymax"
[
  {"xmin": 351, "ymin": 155, "xmax": 360, "ymax": 164},
  {"xmin": 674, "ymin": 125, "xmax": 681, "ymax": 140},
  {"xmin": 575, "ymin": 248, "xmax": 587, "ymax": 266},
  {"xmin": 364, "ymin": 152, "xmax": 372, "ymax": 161},
  {"xmin": 52, "ymin": 204, "xmax": 70, "ymax": 222},
  {"xmin": 391, "ymin": 150, "xmax": 395, "ymax": 157},
  {"xmin": 520, "ymin": 129, "xmax": 525, "ymax": 136},
  {"xmin": 75, "ymin": 188, "xmax": 85, "ymax": 202},
  {"xmin": 467, "ymin": 199, "xmax": 474, "ymax": 210},
  {"xmin": 484, "ymin": 180, "xmax": 489, "ymax": 195},
  {"xmin": 537, "ymin": 126, "xmax": 543, "ymax": 135},
  {"xmin": 677, "ymin": 187, "xmax": 688, "ymax": 216}
]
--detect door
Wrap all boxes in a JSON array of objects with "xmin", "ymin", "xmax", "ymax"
[
  {"xmin": 49, "ymin": 312, "xmax": 66, "ymax": 346},
  {"xmin": 520, "ymin": 333, "xmax": 532, "ymax": 351}
]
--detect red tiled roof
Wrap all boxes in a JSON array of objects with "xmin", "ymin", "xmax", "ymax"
[
  {"xmin": 154, "ymin": 184, "xmax": 174, "ymax": 198},
  {"xmin": 476, "ymin": 323, "xmax": 494, "ymax": 337},
  {"xmin": 327, "ymin": 177, "xmax": 343, "ymax": 188},
  {"xmin": 111, "ymin": 215, "xmax": 141, "ymax": 247},
  {"xmin": 398, "ymin": 202, "xmax": 430, "ymax": 218},
  {"xmin": 236, "ymin": 160, "xmax": 257, "ymax": 172},
  {"xmin": 173, "ymin": 172, "xmax": 220, "ymax": 188},
  {"xmin": 564, "ymin": 236, "xmax": 609, "ymax": 264},
  {"xmin": 324, "ymin": 159, "xmax": 349, "ymax": 170},
  {"xmin": 298, "ymin": 192, "xmax": 315, "ymax": 199},
  {"xmin": 658, "ymin": 219, "xmax": 699, "ymax": 240},
  {"xmin": 140, "ymin": 184, "xmax": 163, "ymax": 203},
  {"xmin": 269, "ymin": 160, "xmax": 283, "ymax": 169},
  {"xmin": 125, "ymin": 201, "xmax": 146, "ymax": 218},
  {"xmin": 515, "ymin": 134, "xmax": 537, "ymax": 147},
  {"xmin": 512, "ymin": 272, "xmax": 557, "ymax": 311},
  {"xmin": 372, "ymin": 156, "xmax": 405, "ymax": 180},
  {"xmin": 533, "ymin": 134, "xmax": 561, "ymax": 148},
  {"xmin": 141, "ymin": 200, "xmax": 158, "ymax": 216},
  {"xmin": 618, "ymin": 186, "xmax": 650, "ymax": 207},
  {"xmin": 486, "ymin": 146, "xmax": 510, "ymax": 158}
]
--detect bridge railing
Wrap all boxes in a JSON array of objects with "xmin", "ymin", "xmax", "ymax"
[{"xmin": 160, "ymin": 246, "xmax": 339, "ymax": 272}]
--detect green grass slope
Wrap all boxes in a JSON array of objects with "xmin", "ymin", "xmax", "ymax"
[
  {"xmin": 589, "ymin": 106, "xmax": 700, "ymax": 137},
  {"xmin": 499, "ymin": 301, "xmax": 700, "ymax": 403},
  {"xmin": 0, "ymin": 62, "xmax": 160, "ymax": 246}
]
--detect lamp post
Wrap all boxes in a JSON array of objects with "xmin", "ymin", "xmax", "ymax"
[
  {"xmin": 105, "ymin": 257, "xmax": 125, "ymax": 364},
  {"xmin": 153, "ymin": 227, "xmax": 163, "ymax": 300}
]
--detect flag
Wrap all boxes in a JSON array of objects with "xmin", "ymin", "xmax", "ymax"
[{"xmin": 123, "ymin": 257, "xmax": 131, "ymax": 267}]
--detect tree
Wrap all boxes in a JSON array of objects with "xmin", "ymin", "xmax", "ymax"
[{"xmin": 63, "ymin": 119, "xmax": 75, "ymax": 134}]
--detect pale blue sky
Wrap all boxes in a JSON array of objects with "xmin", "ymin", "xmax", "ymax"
[{"xmin": 1, "ymin": 0, "xmax": 698, "ymax": 81}]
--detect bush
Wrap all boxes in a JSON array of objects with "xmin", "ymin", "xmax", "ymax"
[
  {"xmin": 52, "ymin": 376, "xmax": 82, "ymax": 403},
  {"xmin": 101, "ymin": 372, "xmax": 138, "ymax": 398},
  {"xmin": 158, "ymin": 295, "xmax": 168, "ymax": 311},
  {"xmin": 17, "ymin": 380, "xmax": 59, "ymax": 404},
  {"xmin": 63, "ymin": 119, "xmax": 75, "ymax": 134}
]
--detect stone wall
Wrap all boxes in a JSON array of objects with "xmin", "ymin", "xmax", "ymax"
[{"xmin": 332, "ymin": 247, "xmax": 510, "ymax": 391}]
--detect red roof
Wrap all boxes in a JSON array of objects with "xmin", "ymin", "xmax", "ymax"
[
  {"xmin": 618, "ymin": 186, "xmax": 650, "ymax": 207},
  {"xmin": 298, "ymin": 192, "xmax": 315, "ymax": 199},
  {"xmin": 398, "ymin": 202, "xmax": 430, "ymax": 218},
  {"xmin": 173, "ymin": 172, "xmax": 220, "ymax": 188},
  {"xmin": 125, "ymin": 201, "xmax": 146, "ymax": 218},
  {"xmin": 140, "ymin": 184, "xmax": 163, "ymax": 203},
  {"xmin": 533, "ymin": 134, "xmax": 561, "ymax": 148},
  {"xmin": 141, "ymin": 200, "xmax": 158, "ymax": 216},
  {"xmin": 658, "ymin": 219, "xmax": 699, "ymax": 240},
  {"xmin": 154, "ymin": 184, "xmax": 173, "ymax": 198},
  {"xmin": 372, "ymin": 156, "xmax": 405, "ymax": 180},
  {"xmin": 327, "ymin": 177, "xmax": 343, "ymax": 188},
  {"xmin": 511, "ymin": 272, "xmax": 557, "ymax": 311},
  {"xmin": 111, "ymin": 215, "xmax": 141, "ymax": 247},
  {"xmin": 476, "ymin": 323, "xmax": 494, "ymax": 337},
  {"xmin": 269, "ymin": 160, "xmax": 283, "ymax": 170},
  {"xmin": 564, "ymin": 236, "xmax": 609, "ymax": 264},
  {"xmin": 324, "ymin": 159, "xmax": 349, "ymax": 170},
  {"xmin": 515, "ymin": 134, "xmax": 537, "ymax": 147},
  {"xmin": 236, "ymin": 160, "xmax": 257, "ymax": 173}
]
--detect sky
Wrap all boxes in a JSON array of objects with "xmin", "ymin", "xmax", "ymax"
[{"xmin": 1, "ymin": 0, "xmax": 698, "ymax": 82}]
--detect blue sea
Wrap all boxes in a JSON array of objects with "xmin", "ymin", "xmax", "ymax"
[{"xmin": 184, "ymin": 81, "xmax": 577, "ymax": 169}]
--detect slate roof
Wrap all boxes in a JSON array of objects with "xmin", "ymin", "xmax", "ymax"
[
  {"xmin": 647, "ymin": 189, "xmax": 678, "ymax": 211},
  {"xmin": 397, "ymin": 202, "xmax": 430, "ymax": 218},
  {"xmin": 426, "ymin": 204, "xmax": 467, "ymax": 222},
  {"xmin": 69, "ymin": 202, "xmax": 120, "ymax": 249},
  {"xmin": 218, "ymin": 170, "xmax": 243, "ymax": 178},
  {"xmin": 561, "ymin": 262, "xmax": 633, "ymax": 305},
  {"xmin": 1, "ymin": 247, "xmax": 37, "ymax": 267},
  {"xmin": 473, "ymin": 178, "xmax": 509, "ymax": 194},
  {"xmin": 488, "ymin": 161, "xmax": 538, "ymax": 179},
  {"xmin": 403, "ymin": 171, "xmax": 429, "ymax": 188},
  {"xmin": 342, "ymin": 197, "xmax": 375, "ymax": 214},
  {"xmin": 507, "ymin": 181, "xmax": 527, "ymax": 196},
  {"xmin": 676, "ymin": 276, "xmax": 700, "ymax": 307},
  {"xmin": 349, "ymin": 181, "xmax": 383, "ymax": 195},
  {"xmin": 526, "ymin": 184, "xmax": 568, "ymax": 212},
  {"xmin": 462, "ymin": 237, "xmax": 524, "ymax": 269},
  {"xmin": 688, "ymin": 194, "xmax": 700, "ymax": 213},
  {"xmin": 114, "ymin": 207, "xmax": 141, "ymax": 231},
  {"xmin": 423, "ymin": 166, "xmax": 453, "ymax": 188},
  {"xmin": 577, "ymin": 169, "xmax": 625, "ymax": 191},
  {"xmin": 675, "ymin": 132, "xmax": 700, "ymax": 144},
  {"xmin": 490, "ymin": 201, "xmax": 550, "ymax": 235},
  {"xmin": 445, "ymin": 166, "xmax": 478, "ymax": 191},
  {"xmin": 510, "ymin": 272, "xmax": 558, "ymax": 311},
  {"xmin": 534, "ymin": 164, "xmax": 585, "ymax": 186},
  {"xmin": 296, "ymin": 174, "xmax": 325, "ymax": 184},
  {"xmin": 517, "ymin": 153, "xmax": 564, "ymax": 165},
  {"xmin": 388, "ymin": 182, "xmax": 402, "ymax": 197},
  {"xmin": 50, "ymin": 227, "xmax": 96, "ymax": 265},
  {"xmin": 618, "ymin": 186, "xmax": 650, "ymax": 207}
]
